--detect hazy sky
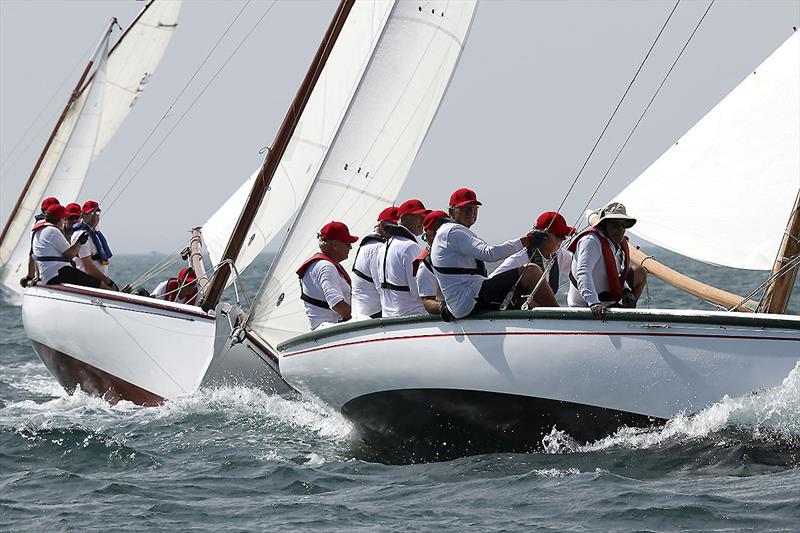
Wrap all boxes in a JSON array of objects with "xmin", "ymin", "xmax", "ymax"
[{"xmin": 1, "ymin": 0, "xmax": 798, "ymax": 254}]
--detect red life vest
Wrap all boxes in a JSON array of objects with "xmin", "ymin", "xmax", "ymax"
[
  {"xmin": 567, "ymin": 227, "xmax": 630, "ymax": 302},
  {"xmin": 164, "ymin": 278, "xmax": 198, "ymax": 305},
  {"xmin": 412, "ymin": 248, "xmax": 430, "ymax": 276},
  {"xmin": 296, "ymin": 253, "xmax": 351, "ymax": 286}
]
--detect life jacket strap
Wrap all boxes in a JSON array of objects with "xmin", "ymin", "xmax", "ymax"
[
  {"xmin": 300, "ymin": 291, "xmax": 331, "ymax": 310},
  {"xmin": 431, "ymin": 262, "xmax": 487, "ymax": 277},
  {"xmin": 352, "ymin": 267, "xmax": 373, "ymax": 283},
  {"xmin": 380, "ymin": 281, "xmax": 410, "ymax": 292},
  {"xmin": 33, "ymin": 255, "xmax": 71, "ymax": 263}
]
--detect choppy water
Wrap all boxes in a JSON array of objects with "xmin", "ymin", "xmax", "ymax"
[{"xmin": 1, "ymin": 252, "xmax": 798, "ymax": 531}]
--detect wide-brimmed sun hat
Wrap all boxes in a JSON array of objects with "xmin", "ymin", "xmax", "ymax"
[{"xmin": 588, "ymin": 202, "xmax": 636, "ymax": 228}]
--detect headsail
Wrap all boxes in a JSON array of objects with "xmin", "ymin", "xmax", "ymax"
[
  {"xmin": 0, "ymin": 1, "xmax": 181, "ymax": 301},
  {"xmin": 614, "ymin": 31, "xmax": 800, "ymax": 270},
  {"xmin": 246, "ymin": 0, "xmax": 477, "ymax": 346}
]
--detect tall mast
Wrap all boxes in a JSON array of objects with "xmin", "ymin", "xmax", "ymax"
[
  {"xmin": 758, "ymin": 189, "xmax": 800, "ymax": 314},
  {"xmin": 0, "ymin": 18, "xmax": 116, "ymax": 246},
  {"xmin": 200, "ymin": 0, "xmax": 355, "ymax": 311}
]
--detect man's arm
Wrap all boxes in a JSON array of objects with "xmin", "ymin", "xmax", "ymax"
[
  {"xmin": 451, "ymin": 227, "xmax": 524, "ymax": 262},
  {"xmin": 574, "ymin": 237, "xmax": 602, "ymax": 306},
  {"xmin": 79, "ymin": 257, "xmax": 111, "ymax": 284},
  {"xmin": 318, "ymin": 263, "xmax": 351, "ymax": 321}
]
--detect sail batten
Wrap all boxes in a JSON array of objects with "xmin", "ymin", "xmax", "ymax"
[
  {"xmin": 246, "ymin": 1, "xmax": 477, "ymax": 346},
  {"xmin": 614, "ymin": 32, "xmax": 800, "ymax": 271}
]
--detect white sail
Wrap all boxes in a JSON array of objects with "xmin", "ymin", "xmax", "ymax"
[
  {"xmin": 0, "ymin": 1, "xmax": 181, "ymax": 301},
  {"xmin": 614, "ymin": 32, "xmax": 800, "ymax": 271},
  {"xmin": 202, "ymin": 1, "xmax": 397, "ymax": 280},
  {"xmin": 247, "ymin": 0, "xmax": 477, "ymax": 346}
]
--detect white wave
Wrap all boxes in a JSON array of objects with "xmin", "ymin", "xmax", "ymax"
[{"xmin": 545, "ymin": 362, "xmax": 800, "ymax": 454}]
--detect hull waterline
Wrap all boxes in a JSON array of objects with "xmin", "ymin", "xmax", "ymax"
[{"xmin": 268, "ymin": 309, "xmax": 800, "ymax": 462}]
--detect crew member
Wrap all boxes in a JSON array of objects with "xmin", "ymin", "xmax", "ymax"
[
  {"xmin": 491, "ymin": 211, "xmax": 574, "ymax": 304},
  {"xmin": 567, "ymin": 202, "xmax": 647, "ymax": 319},
  {"xmin": 72, "ymin": 200, "xmax": 117, "ymax": 290},
  {"xmin": 414, "ymin": 210, "xmax": 448, "ymax": 314},
  {"xmin": 21, "ymin": 197, "xmax": 62, "ymax": 285},
  {"xmin": 431, "ymin": 187, "xmax": 558, "ymax": 320},
  {"xmin": 35, "ymin": 197, "xmax": 60, "ymax": 222},
  {"xmin": 351, "ymin": 206, "xmax": 397, "ymax": 319},
  {"xmin": 297, "ymin": 221, "xmax": 358, "ymax": 330},
  {"xmin": 378, "ymin": 198, "xmax": 430, "ymax": 317},
  {"xmin": 30, "ymin": 203, "xmax": 100, "ymax": 288},
  {"xmin": 63, "ymin": 203, "xmax": 82, "ymax": 242},
  {"xmin": 152, "ymin": 267, "xmax": 199, "ymax": 305}
]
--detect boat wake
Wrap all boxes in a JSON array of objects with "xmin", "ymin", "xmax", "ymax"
[{"xmin": 542, "ymin": 362, "xmax": 800, "ymax": 468}]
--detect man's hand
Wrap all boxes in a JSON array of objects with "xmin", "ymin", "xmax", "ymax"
[
  {"xmin": 19, "ymin": 276, "xmax": 31, "ymax": 288},
  {"xmin": 590, "ymin": 303, "xmax": 608, "ymax": 320},
  {"xmin": 77, "ymin": 231, "xmax": 90, "ymax": 245}
]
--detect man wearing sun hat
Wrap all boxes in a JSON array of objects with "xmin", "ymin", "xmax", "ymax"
[
  {"xmin": 567, "ymin": 202, "xmax": 646, "ymax": 318},
  {"xmin": 351, "ymin": 206, "xmax": 397, "ymax": 319},
  {"xmin": 152, "ymin": 267, "xmax": 199, "ymax": 305},
  {"xmin": 377, "ymin": 198, "xmax": 430, "ymax": 317},
  {"xmin": 491, "ymin": 211, "xmax": 575, "ymax": 300},
  {"xmin": 297, "ymin": 221, "xmax": 359, "ymax": 330},
  {"xmin": 71, "ymin": 200, "xmax": 116, "ymax": 290},
  {"xmin": 431, "ymin": 188, "xmax": 550, "ymax": 320},
  {"xmin": 413, "ymin": 209, "xmax": 449, "ymax": 314}
]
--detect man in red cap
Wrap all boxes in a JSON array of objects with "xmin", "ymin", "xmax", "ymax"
[
  {"xmin": 71, "ymin": 200, "xmax": 116, "ymax": 290},
  {"xmin": 34, "ymin": 197, "xmax": 60, "ymax": 222},
  {"xmin": 414, "ymin": 210, "xmax": 449, "ymax": 314},
  {"xmin": 152, "ymin": 267, "xmax": 199, "ymax": 305},
  {"xmin": 351, "ymin": 206, "xmax": 397, "ymax": 318},
  {"xmin": 491, "ymin": 211, "xmax": 575, "ymax": 304},
  {"xmin": 431, "ymin": 188, "xmax": 555, "ymax": 320},
  {"xmin": 27, "ymin": 203, "xmax": 100, "ymax": 288},
  {"xmin": 377, "ymin": 198, "xmax": 430, "ymax": 317},
  {"xmin": 297, "ymin": 221, "xmax": 358, "ymax": 330},
  {"xmin": 63, "ymin": 203, "xmax": 82, "ymax": 242}
]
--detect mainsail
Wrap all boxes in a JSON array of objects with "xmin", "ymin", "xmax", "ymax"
[
  {"xmin": 0, "ymin": 1, "xmax": 181, "ymax": 301},
  {"xmin": 246, "ymin": 0, "xmax": 477, "ymax": 346},
  {"xmin": 614, "ymin": 31, "xmax": 800, "ymax": 271}
]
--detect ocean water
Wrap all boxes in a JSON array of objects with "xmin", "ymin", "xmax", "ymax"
[{"xmin": 1, "ymin": 252, "xmax": 798, "ymax": 532}]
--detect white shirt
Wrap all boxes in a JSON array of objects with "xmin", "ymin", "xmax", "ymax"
[
  {"xmin": 492, "ymin": 247, "xmax": 572, "ymax": 291},
  {"xmin": 152, "ymin": 279, "xmax": 197, "ymax": 305},
  {"xmin": 31, "ymin": 226, "xmax": 71, "ymax": 283},
  {"xmin": 351, "ymin": 238, "xmax": 383, "ymax": 318},
  {"xmin": 378, "ymin": 233, "xmax": 425, "ymax": 317},
  {"xmin": 300, "ymin": 260, "xmax": 351, "ymax": 330},
  {"xmin": 431, "ymin": 222, "xmax": 523, "ymax": 318},
  {"xmin": 567, "ymin": 232, "xmax": 628, "ymax": 307},
  {"xmin": 71, "ymin": 228, "xmax": 109, "ymax": 277},
  {"xmin": 416, "ymin": 258, "xmax": 442, "ymax": 300}
]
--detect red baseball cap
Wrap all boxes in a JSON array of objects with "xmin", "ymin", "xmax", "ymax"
[
  {"xmin": 397, "ymin": 199, "xmax": 429, "ymax": 217},
  {"xmin": 423, "ymin": 210, "xmax": 448, "ymax": 232},
  {"xmin": 449, "ymin": 188, "xmax": 482, "ymax": 208},
  {"xmin": 65, "ymin": 203, "xmax": 82, "ymax": 218},
  {"xmin": 377, "ymin": 206, "xmax": 398, "ymax": 223},
  {"xmin": 319, "ymin": 221, "xmax": 358, "ymax": 244},
  {"xmin": 82, "ymin": 200, "xmax": 101, "ymax": 215},
  {"xmin": 41, "ymin": 197, "xmax": 60, "ymax": 212},
  {"xmin": 535, "ymin": 211, "xmax": 576, "ymax": 239},
  {"xmin": 45, "ymin": 204, "xmax": 67, "ymax": 219},
  {"xmin": 178, "ymin": 267, "xmax": 197, "ymax": 285}
]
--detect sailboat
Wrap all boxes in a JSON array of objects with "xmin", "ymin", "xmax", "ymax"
[
  {"xmin": 0, "ymin": 0, "xmax": 182, "ymax": 304},
  {"xmin": 229, "ymin": 23, "xmax": 799, "ymax": 462},
  {"xmin": 21, "ymin": 0, "xmax": 477, "ymax": 404}
]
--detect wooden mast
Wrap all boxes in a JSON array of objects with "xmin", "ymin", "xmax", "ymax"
[
  {"xmin": 199, "ymin": 0, "xmax": 355, "ymax": 312},
  {"xmin": 629, "ymin": 246, "xmax": 757, "ymax": 312},
  {"xmin": 758, "ymin": 189, "xmax": 800, "ymax": 314},
  {"xmin": 0, "ymin": 14, "xmax": 125, "ymax": 247}
]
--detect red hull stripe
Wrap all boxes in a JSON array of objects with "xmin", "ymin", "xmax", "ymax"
[{"xmin": 283, "ymin": 330, "xmax": 800, "ymax": 358}]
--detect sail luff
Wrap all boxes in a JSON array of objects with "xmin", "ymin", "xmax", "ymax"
[
  {"xmin": 759, "ymin": 190, "xmax": 800, "ymax": 313},
  {"xmin": 199, "ymin": 0, "xmax": 356, "ymax": 311}
]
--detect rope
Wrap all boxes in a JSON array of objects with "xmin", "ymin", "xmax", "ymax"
[
  {"xmin": 101, "ymin": 0, "xmax": 278, "ymax": 212},
  {"xmin": 729, "ymin": 253, "xmax": 800, "ymax": 312}
]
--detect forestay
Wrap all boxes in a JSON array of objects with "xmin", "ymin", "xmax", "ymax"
[
  {"xmin": 203, "ymin": 1, "xmax": 396, "ymax": 280},
  {"xmin": 614, "ymin": 31, "xmax": 799, "ymax": 270},
  {"xmin": 0, "ymin": 1, "xmax": 181, "ymax": 301},
  {"xmin": 247, "ymin": 1, "xmax": 477, "ymax": 346}
]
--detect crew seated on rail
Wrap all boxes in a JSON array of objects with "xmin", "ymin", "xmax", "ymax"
[
  {"xmin": 298, "ymin": 221, "xmax": 358, "ymax": 330},
  {"xmin": 27, "ymin": 204, "xmax": 109, "ymax": 289},
  {"xmin": 430, "ymin": 187, "xmax": 558, "ymax": 321},
  {"xmin": 71, "ymin": 200, "xmax": 117, "ymax": 290},
  {"xmin": 152, "ymin": 267, "xmax": 199, "ymax": 305},
  {"xmin": 567, "ymin": 202, "xmax": 647, "ymax": 319},
  {"xmin": 351, "ymin": 206, "xmax": 397, "ymax": 319},
  {"xmin": 414, "ymin": 209, "xmax": 448, "ymax": 315}
]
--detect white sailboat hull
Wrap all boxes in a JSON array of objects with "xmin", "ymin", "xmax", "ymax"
[
  {"xmin": 272, "ymin": 309, "xmax": 800, "ymax": 461},
  {"xmin": 21, "ymin": 285, "xmax": 287, "ymax": 404}
]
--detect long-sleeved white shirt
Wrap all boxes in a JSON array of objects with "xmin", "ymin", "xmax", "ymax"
[
  {"xmin": 351, "ymin": 239, "xmax": 383, "ymax": 318},
  {"xmin": 567, "ymin": 232, "xmax": 628, "ymax": 307},
  {"xmin": 378, "ymin": 234, "xmax": 425, "ymax": 317},
  {"xmin": 431, "ymin": 222, "xmax": 523, "ymax": 318},
  {"xmin": 300, "ymin": 260, "xmax": 351, "ymax": 330},
  {"xmin": 416, "ymin": 259, "xmax": 442, "ymax": 300}
]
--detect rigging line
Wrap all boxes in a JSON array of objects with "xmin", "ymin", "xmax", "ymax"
[
  {"xmin": 579, "ymin": 0, "xmax": 716, "ymax": 217},
  {"xmin": 103, "ymin": 0, "xmax": 278, "ymax": 213},
  {"xmin": 98, "ymin": 0, "xmax": 254, "ymax": 206},
  {"xmin": 554, "ymin": 0, "xmax": 681, "ymax": 215}
]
